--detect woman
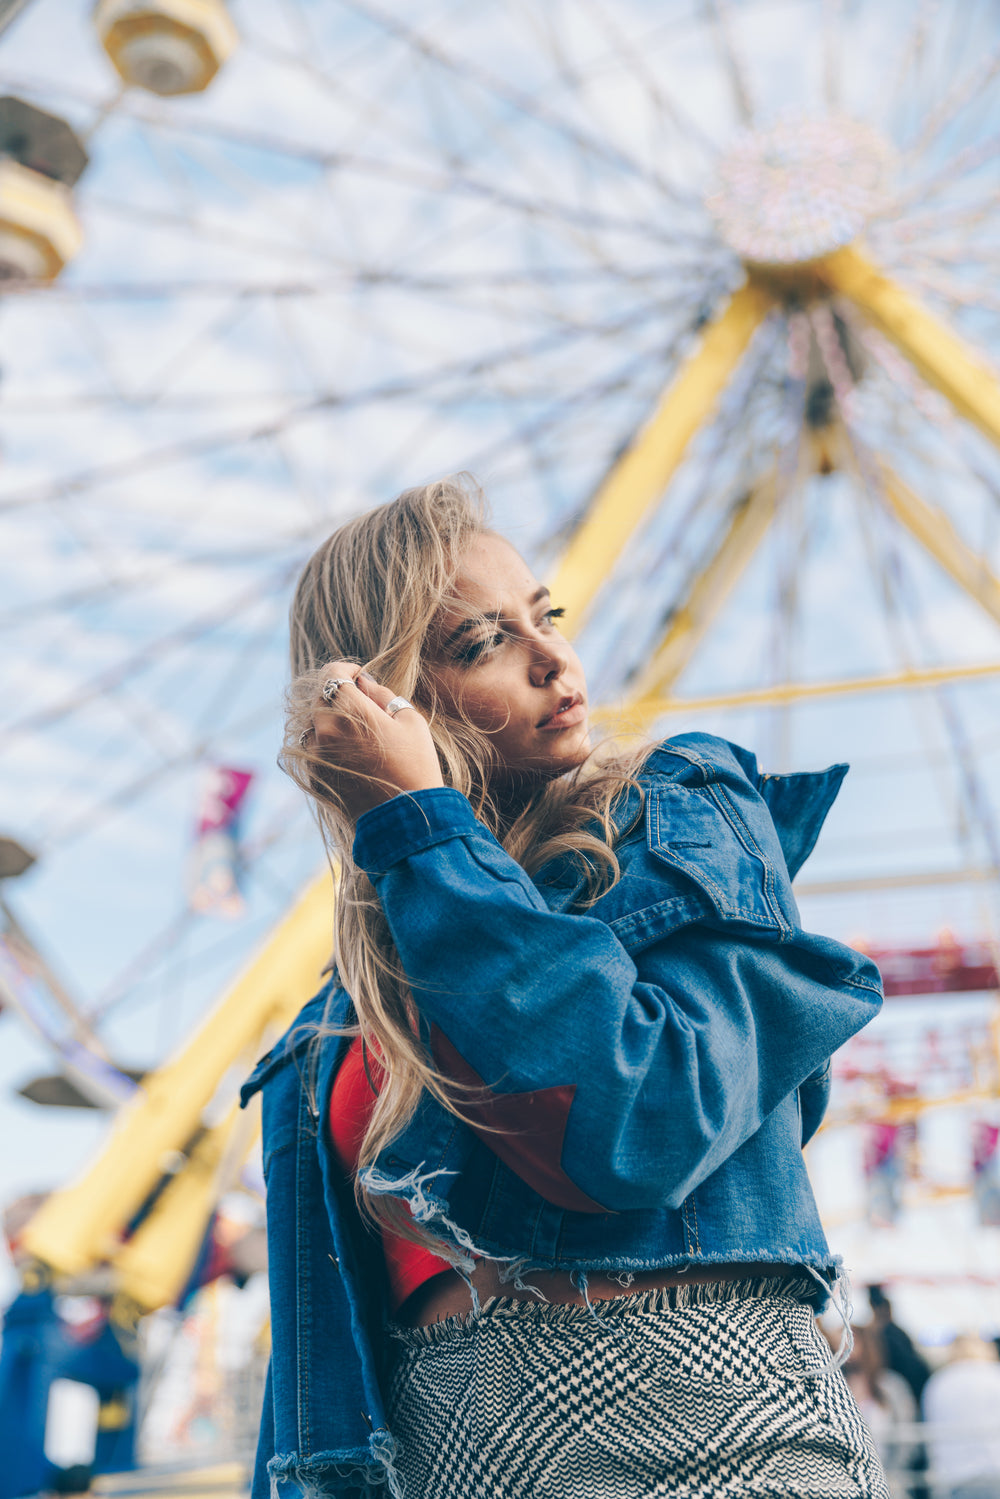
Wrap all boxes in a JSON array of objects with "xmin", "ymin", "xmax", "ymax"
[{"xmin": 242, "ymin": 476, "xmax": 889, "ymax": 1498}]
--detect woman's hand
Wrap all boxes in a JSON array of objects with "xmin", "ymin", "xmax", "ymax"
[{"xmin": 301, "ymin": 661, "xmax": 444, "ymax": 822}]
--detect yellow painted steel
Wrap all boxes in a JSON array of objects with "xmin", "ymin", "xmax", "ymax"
[
  {"xmin": 877, "ymin": 459, "xmax": 1000, "ymax": 627},
  {"xmin": 91, "ymin": 1463, "xmax": 247, "ymax": 1498},
  {"xmin": 550, "ymin": 279, "xmax": 773, "ymax": 635},
  {"xmin": 600, "ymin": 658, "xmax": 1000, "ymax": 730},
  {"xmin": 826, "ymin": 1087, "xmax": 998, "ymax": 1131},
  {"xmin": 20, "ymin": 870, "xmax": 334, "ymax": 1278},
  {"xmin": 795, "ymin": 866, "xmax": 998, "ymax": 897},
  {"xmin": 627, "ymin": 467, "xmax": 779, "ymax": 700},
  {"xmin": 817, "ymin": 244, "xmax": 1000, "ymax": 450},
  {"xmin": 112, "ymin": 1099, "xmax": 259, "ymax": 1313}
]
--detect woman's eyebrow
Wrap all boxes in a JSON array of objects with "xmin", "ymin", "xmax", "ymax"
[
  {"xmin": 442, "ymin": 588, "xmax": 550, "ymax": 651},
  {"xmin": 442, "ymin": 611, "xmax": 500, "ymax": 650}
]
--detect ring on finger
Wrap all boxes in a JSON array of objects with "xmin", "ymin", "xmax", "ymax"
[
  {"xmin": 298, "ymin": 728, "xmax": 312, "ymax": 747},
  {"xmin": 322, "ymin": 676, "xmax": 352, "ymax": 705},
  {"xmin": 385, "ymin": 695, "xmax": 413, "ymax": 717}
]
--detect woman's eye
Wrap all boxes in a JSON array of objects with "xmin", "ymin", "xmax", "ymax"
[
  {"xmin": 456, "ymin": 631, "xmax": 505, "ymax": 664},
  {"xmin": 542, "ymin": 606, "xmax": 566, "ymax": 627}
]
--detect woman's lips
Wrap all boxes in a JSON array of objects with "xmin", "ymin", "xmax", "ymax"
[{"xmin": 537, "ymin": 695, "xmax": 587, "ymax": 730}]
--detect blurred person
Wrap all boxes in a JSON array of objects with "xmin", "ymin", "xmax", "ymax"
[
  {"xmin": 922, "ymin": 1335, "xmax": 1000, "ymax": 1498},
  {"xmin": 242, "ymin": 477, "xmax": 890, "ymax": 1498},
  {"xmin": 871, "ymin": 1282, "xmax": 933, "ymax": 1403},
  {"xmin": 844, "ymin": 1322, "xmax": 920, "ymax": 1496}
]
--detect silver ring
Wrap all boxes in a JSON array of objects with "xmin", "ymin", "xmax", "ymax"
[
  {"xmin": 321, "ymin": 676, "xmax": 352, "ymax": 705},
  {"xmin": 385, "ymin": 695, "xmax": 413, "ymax": 717},
  {"xmin": 298, "ymin": 728, "xmax": 311, "ymax": 747}
]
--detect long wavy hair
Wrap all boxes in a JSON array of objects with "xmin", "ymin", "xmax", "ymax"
[{"xmin": 281, "ymin": 475, "xmax": 648, "ymax": 1245}]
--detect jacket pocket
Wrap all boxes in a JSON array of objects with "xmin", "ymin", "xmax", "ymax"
[{"xmin": 646, "ymin": 783, "xmax": 794, "ymax": 937}]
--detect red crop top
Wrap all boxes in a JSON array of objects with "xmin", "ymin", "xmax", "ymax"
[{"xmin": 328, "ymin": 1036, "xmax": 456, "ymax": 1312}]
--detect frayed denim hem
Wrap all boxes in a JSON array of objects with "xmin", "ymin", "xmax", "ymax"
[{"xmin": 267, "ymin": 1430, "xmax": 403, "ymax": 1499}]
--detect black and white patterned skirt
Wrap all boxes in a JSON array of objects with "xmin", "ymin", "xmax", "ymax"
[{"xmin": 386, "ymin": 1276, "xmax": 889, "ymax": 1498}]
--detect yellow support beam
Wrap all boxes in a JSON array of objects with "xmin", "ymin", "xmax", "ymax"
[
  {"xmin": 112, "ymin": 1099, "xmax": 260, "ymax": 1313},
  {"xmin": 796, "ymin": 867, "xmax": 997, "ymax": 897},
  {"xmin": 91, "ymin": 1464, "xmax": 247, "ymax": 1499},
  {"xmin": 551, "ymin": 278, "xmax": 774, "ymax": 635},
  {"xmin": 627, "ymin": 468, "xmax": 779, "ymax": 700},
  {"xmin": 877, "ymin": 459, "xmax": 1000, "ymax": 628},
  {"xmin": 21, "ymin": 871, "xmax": 334, "ymax": 1278},
  {"xmin": 818, "ymin": 244, "xmax": 1000, "ymax": 451},
  {"xmin": 824, "ymin": 1087, "xmax": 999, "ymax": 1131},
  {"xmin": 600, "ymin": 657, "xmax": 1000, "ymax": 730}
]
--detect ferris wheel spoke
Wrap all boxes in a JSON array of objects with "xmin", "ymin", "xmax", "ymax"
[
  {"xmin": 455, "ymin": 345, "xmax": 663, "ymax": 486},
  {"xmin": 889, "ymin": 134, "xmax": 1000, "ymax": 217},
  {"xmin": 868, "ymin": 497, "xmax": 1000, "ymax": 872},
  {"xmin": 134, "ymin": 116, "xmax": 211, "ymax": 225},
  {"xmin": 900, "ymin": 39, "xmax": 1000, "ymax": 162},
  {"xmin": 883, "ymin": 0, "xmax": 940, "ymax": 135},
  {"xmin": 882, "ymin": 264, "xmax": 1000, "ymax": 320},
  {"xmin": 0, "ymin": 535, "xmax": 315, "ymax": 631},
  {"xmin": 189, "ymin": 592, "xmax": 288, "ymax": 739},
  {"xmin": 86, "ymin": 190, "xmax": 359, "ymax": 271},
  {"xmin": 574, "ymin": 0, "xmax": 721, "ymax": 161},
  {"xmin": 504, "ymin": 0, "xmax": 686, "ymax": 207},
  {"xmin": 820, "ymin": 0, "xmax": 843, "ymax": 112},
  {"xmin": 139, "ymin": 298, "xmax": 260, "ymax": 407},
  {"xmin": 334, "ymin": 0, "xmax": 700, "ymax": 209},
  {"xmin": 451, "ymin": 284, "xmax": 752, "ymax": 503},
  {"xmin": 0, "ymin": 305, "xmax": 702, "ymax": 516},
  {"xmin": 37, "ymin": 699, "xmax": 280, "ymax": 852},
  {"xmin": 65, "ymin": 299, "xmax": 134, "ymax": 407},
  {"xmin": 4, "ymin": 263, "xmax": 688, "ymax": 301},
  {"xmin": 265, "ymin": 430, "xmax": 335, "ymax": 527},
  {"xmin": 24, "ymin": 683, "xmax": 189, "ymax": 844},
  {"xmin": 701, "ymin": 0, "xmax": 755, "ymax": 127},
  {"xmin": 885, "ymin": 198, "xmax": 999, "ymax": 244},
  {"xmin": 85, "ymin": 906, "xmax": 203, "ymax": 1028},
  {"xmin": 135, "ymin": 52, "xmax": 713, "ymax": 256},
  {"xmin": 0, "ymin": 559, "xmax": 301, "ymax": 745}
]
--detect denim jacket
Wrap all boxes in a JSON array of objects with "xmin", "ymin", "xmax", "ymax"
[{"xmin": 241, "ymin": 734, "xmax": 882, "ymax": 1497}]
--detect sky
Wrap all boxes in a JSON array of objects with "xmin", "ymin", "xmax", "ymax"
[{"xmin": 0, "ymin": 0, "xmax": 999, "ymax": 1337}]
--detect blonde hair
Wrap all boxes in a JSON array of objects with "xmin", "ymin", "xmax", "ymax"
[{"xmin": 282, "ymin": 475, "xmax": 648, "ymax": 1244}]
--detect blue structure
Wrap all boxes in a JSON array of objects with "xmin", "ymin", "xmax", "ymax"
[{"xmin": 0, "ymin": 1282, "xmax": 138, "ymax": 1497}]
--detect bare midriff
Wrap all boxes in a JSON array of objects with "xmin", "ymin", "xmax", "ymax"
[{"xmin": 395, "ymin": 1257, "xmax": 803, "ymax": 1328}]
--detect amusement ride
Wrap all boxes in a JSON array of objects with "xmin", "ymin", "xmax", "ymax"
[{"xmin": 0, "ymin": 0, "xmax": 998, "ymax": 1487}]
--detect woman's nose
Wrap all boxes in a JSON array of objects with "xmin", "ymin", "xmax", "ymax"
[{"xmin": 529, "ymin": 639, "xmax": 566, "ymax": 685}]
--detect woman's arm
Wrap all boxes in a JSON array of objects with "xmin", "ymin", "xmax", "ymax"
[{"xmin": 353, "ymin": 780, "xmax": 881, "ymax": 1214}]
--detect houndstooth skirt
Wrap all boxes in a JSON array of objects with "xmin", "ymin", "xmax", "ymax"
[{"xmin": 385, "ymin": 1276, "xmax": 890, "ymax": 1499}]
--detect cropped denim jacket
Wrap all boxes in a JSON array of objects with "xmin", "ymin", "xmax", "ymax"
[{"xmin": 241, "ymin": 733, "xmax": 883, "ymax": 1497}]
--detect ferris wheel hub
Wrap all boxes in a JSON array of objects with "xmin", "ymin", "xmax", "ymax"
[{"xmin": 707, "ymin": 110, "xmax": 893, "ymax": 268}]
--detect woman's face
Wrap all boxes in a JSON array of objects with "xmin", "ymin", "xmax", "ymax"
[{"xmin": 428, "ymin": 533, "xmax": 591, "ymax": 784}]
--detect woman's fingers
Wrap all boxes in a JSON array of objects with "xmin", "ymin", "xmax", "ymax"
[
  {"xmin": 350, "ymin": 670, "xmax": 397, "ymax": 713},
  {"xmin": 316, "ymin": 663, "xmax": 414, "ymax": 723},
  {"xmin": 294, "ymin": 660, "xmax": 442, "ymax": 818}
]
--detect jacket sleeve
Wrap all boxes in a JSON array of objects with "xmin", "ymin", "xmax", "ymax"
[{"xmin": 353, "ymin": 779, "xmax": 881, "ymax": 1214}]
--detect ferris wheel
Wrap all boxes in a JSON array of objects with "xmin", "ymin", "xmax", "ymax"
[{"xmin": 1, "ymin": 0, "xmax": 1000, "ymax": 1354}]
